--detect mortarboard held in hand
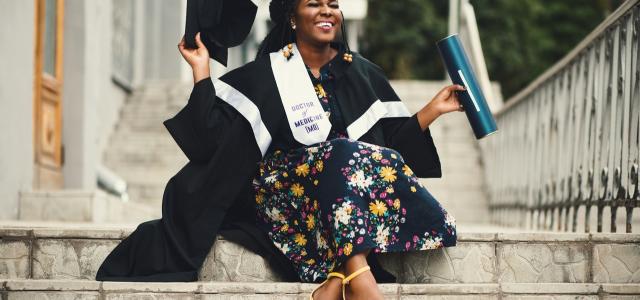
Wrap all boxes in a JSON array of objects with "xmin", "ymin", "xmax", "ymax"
[
  {"xmin": 437, "ymin": 34, "xmax": 498, "ymax": 139},
  {"xmin": 184, "ymin": 0, "xmax": 258, "ymax": 66}
]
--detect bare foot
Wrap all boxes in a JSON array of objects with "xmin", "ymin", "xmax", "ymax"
[
  {"xmin": 343, "ymin": 253, "xmax": 383, "ymax": 300},
  {"xmin": 311, "ymin": 276, "xmax": 342, "ymax": 300},
  {"xmin": 343, "ymin": 269, "xmax": 383, "ymax": 300}
]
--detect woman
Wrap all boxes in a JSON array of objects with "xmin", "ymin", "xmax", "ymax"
[{"xmin": 98, "ymin": 0, "xmax": 462, "ymax": 299}]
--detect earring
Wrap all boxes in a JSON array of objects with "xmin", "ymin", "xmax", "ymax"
[
  {"xmin": 291, "ymin": 20, "xmax": 296, "ymax": 30},
  {"xmin": 283, "ymin": 43, "xmax": 294, "ymax": 60}
]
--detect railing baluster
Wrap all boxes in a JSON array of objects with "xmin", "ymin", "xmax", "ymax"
[
  {"xmin": 631, "ymin": 7, "xmax": 640, "ymax": 232},
  {"xmin": 595, "ymin": 35, "xmax": 608, "ymax": 233},
  {"xmin": 540, "ymin": 86, "xmax": 550, "ymax": 230},
  {"xmin": 574, "ymin": 55, "xmax": 590, "ymax": 233},
  {"xmin": 583, "ymin": 48, "xmax": 597, "ymax": 233},
  {"xmin": 600, "ymin": 29, "xmax": 614, "ymax": 232},
  {"xmin": 608, "ymin": 24, "xmax": 621, "ymax": 233},
  {"xmin": 569, "ymin": 64, "xmax": 581, "ymax": 232},
  {"xmin": 620, "ymin": 13, "xmax": 634, "ymax": 233}
]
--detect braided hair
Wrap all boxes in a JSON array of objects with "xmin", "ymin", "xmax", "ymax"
[{"xmin": 256, "ymin": 0, "xmax": 299, "ymax": 59}]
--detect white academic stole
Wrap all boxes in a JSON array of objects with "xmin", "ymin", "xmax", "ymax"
[{"xmin": 270, "ymin": 44, "xmax": 332, "ymax": 145}]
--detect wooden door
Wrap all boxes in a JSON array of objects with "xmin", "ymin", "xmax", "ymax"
[{"xmin": 33, "ymin": 0, "xmax": 64, "ymax": 188}]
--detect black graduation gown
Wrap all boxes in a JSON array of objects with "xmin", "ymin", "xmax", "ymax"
[{"xmin": 95, "ymin": 50, "xmax": 442, "ymax": 282}]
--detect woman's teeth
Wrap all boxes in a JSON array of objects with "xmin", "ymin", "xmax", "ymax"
[{"xmin": 316, "ymin": 22, "xmax": 333, "ymax": 29}]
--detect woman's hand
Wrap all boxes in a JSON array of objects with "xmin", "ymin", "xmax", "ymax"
[
  {"xmin": 416, "ymin": 84, "xmax": 466, "ymax": 131},
  {"xmin": 178, "ymin": 32, "xmax": 211, "ymax": 83}
]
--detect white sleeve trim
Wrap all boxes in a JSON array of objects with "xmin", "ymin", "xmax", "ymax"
[
  {"xmin": 346, "ymin": 100, "xmax": 411, "ymax": 140},
  {"xmin": 214, "ymin": 80, "xmax": 272, "ymax": 157}
]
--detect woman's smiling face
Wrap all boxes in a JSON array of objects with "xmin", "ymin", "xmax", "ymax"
[{"xmin": 292, "ymin": 0, "xmax": 342, "ymax": 46}]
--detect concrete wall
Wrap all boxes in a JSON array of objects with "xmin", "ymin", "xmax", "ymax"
[
  {"xmin": 96, "ymin": 84, "xmax": 127, "ymax": 162},
  {"xmin": 63, "ymin": 0, "xmax": 131, "ymax": 189},
  {"xmin": 0, "ymin": 0, "xmax": 36, "ymax": 220},
  {"xmin": 62, "ymin": 0, "xmax": 108, "ymax": 189},
  {"xmin": 143, "ymin": 0, "xmax": 187, "ymax": 81},
  {"xmin": 64, "ymin": 0, "xmax": 189, "ymax": 190}
]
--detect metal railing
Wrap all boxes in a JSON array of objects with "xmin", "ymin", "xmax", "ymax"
[{"xmin": 480, "ymin": 0, "xmax": 640, "ymax": 233}]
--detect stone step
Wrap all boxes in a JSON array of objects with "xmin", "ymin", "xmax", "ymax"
[
  {"xmin": 103, "ymin": 155, "xmax": 182, "ymax": 169},
  {"xmin": 103, "ymin": 147, "xmax": 182, "ymax": 159},
  {"xmin": 106, "ymin": 135, "xmax": 176, "ymax": 144},
  {"xmin": 124, "ymin": 184, "xmax": 167, "ymax": 206},
  {"xmin": 103, "ymin": 151, "xmax": 186, "ymax": 168},
  {"xmin": 116, "ymin": 102, "xmax": 182, "ymax": 111},
  {"xmin": 120, "ymin": 98, "xmax": 185, "ymax": 107},
  {"xmin": 107, "ymin": 129, "xmax": 173, "ymax": 138},
  {"xmin": 102, "ymin": 168, "xmax": 181, "ymax": 184},
  {"xmin": 104, "ymin": 155, "xmax": 185, "ymax": 166},
  {"xmin": 103, "ymin": 146, "xmax": 182, "ymax": 159},
  {"xmin": 113, "ymin": 121, "xmax": 172, "ymax": 131},
  {"xmin": 1, "ymin": 224, "xmax": 639, "ymax": 285},
  {"xmin": 106, "ymin": 134, "xmax": 179, "ymax": 147},
  {"xmin": 17, "ymin": 191, "xmax": 159, "ymax": 223},
  {"xmin": 120, "ymin": 97, "xmax": 184, "ymax": 105},
  {"xmin": 103, "ymin": 163, "xmax": 185, "ymax": 177},
  {"xmin": 112, "ymin": 125, "xmax": 171, "ymax": 134},
  {"xmin": 1, "ymin": 280, "xmax": 638, "ymax": 299},
  {"xmin": 116, "ymin": 114, "xmax": 177, "ymax": 125},
  {"xmin": 118, "ymin": 103, "xmax": 181, "ymax": 112},
  {"xmin": 128, "ymin": 85, "xmax": 189, "ymax": 95}
]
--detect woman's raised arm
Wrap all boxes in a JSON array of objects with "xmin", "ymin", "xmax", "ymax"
[
  {"xmin": 166, "ymin": 32, "xmax": 241, "ymax": 163},
  {"xmin": 178, "ymin": 32, "xmax": 211, "ymax": 84}
]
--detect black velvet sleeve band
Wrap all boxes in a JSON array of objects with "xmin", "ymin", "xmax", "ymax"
[{"xmin": 382, "ymin": 114, "xmax": 442, "ymax": 178}]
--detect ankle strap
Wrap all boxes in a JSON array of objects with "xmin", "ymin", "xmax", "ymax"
[
  {"xmin": 327, "ymin": 272, "xmax": 345, "ymax": 280},
  {"xmin": 342, "ymin": 266, "xmax": 371, "ymax": 285}
]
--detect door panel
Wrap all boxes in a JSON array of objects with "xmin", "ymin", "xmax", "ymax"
[{"xmin": 34, "ymin": 0, "xmax": 64, "ymax": 188}]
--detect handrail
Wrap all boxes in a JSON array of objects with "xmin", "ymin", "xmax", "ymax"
[
  {"xmin": 97, "ymin": 164, "xmax": 130, "ymax": 203},
  {"xmin": 480, "ymin": 1, "xmax": 640, "ymax": 233}
]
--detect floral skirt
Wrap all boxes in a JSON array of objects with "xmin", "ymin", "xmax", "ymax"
[{"xmin": 253, "ymin": 138, "xmax": 457, "ymax": 283}]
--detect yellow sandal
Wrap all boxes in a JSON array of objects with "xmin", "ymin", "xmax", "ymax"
[
  {"xmin": 310, "ymin": 271, "xmax": 345, "ymax": 300},
  {"xmin": 341, "ymin": 265, "xmax": 371, "ymax": 299}
]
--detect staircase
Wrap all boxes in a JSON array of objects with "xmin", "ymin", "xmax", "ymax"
[
  {"xmin": 49, "ymin": 72, "xmax": 632, "ymax": 299},
  {"xmin": 0, "ymin": 223, "xmax": 639, "ymax": 298},
  {"xmin": 102, "ymin": 81, "xmax": 191, "ymax": 212},
  {"xmin": 17, "ymin": 190, "xmax": 157, "ymax": 224},
  {"xmin": 5, "ymin": 78, "xmax": 639, "ymax": 295}
]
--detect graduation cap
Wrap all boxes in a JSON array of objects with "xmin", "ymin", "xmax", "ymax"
[{"xmin": 184, "ymin": 0, "xmax": 258, "ymax": 66}]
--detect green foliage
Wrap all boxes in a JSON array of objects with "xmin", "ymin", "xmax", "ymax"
[
  {"xmin": 361, "ymin": 0, "xmax": 623, "ymax": 100},
  {"xmin": 361, "ymin": 0, "xmax": 449, "ymax": 79}
]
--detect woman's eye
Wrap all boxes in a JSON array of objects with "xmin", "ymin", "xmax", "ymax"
[{"xmin": 307, "ymin": 1, "xmax": 338, "ymax": 8}]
